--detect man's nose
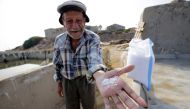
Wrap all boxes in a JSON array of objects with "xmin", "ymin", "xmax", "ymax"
[{"xmin": 71, "ymin": 22, "xmax": 80, "ymax": 28}]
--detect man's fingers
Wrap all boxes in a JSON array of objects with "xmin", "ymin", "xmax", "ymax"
[
  {"xmin": 112, "ymin": 95, "xmax": 125, "ymax": 109},
  {"xmin": 117, "ymin": 65, "xmax": 134, "ymax": 75},
  {"xmin": 117, "ymin": 90, "xmax": 138, "ymax": 109},
  {"xmin": 57, "ymin": 86, "xmax": 64, "ymax": 97},
  {"xmin": 104, "ymin": 98, "xmax": 112, "ymax": 109},
  {"xmin": 123, "ymin": 83, "xmax": 148, "ymax": 108},
  {"xmin": 61, "ymin": 91, "xmax": 64, "ymax": 97},
  {"xmin": 105, "ymin": 65, "xmax": 134, "ymax": 78},
  {"xmin": 58, "ymin": 90, "xmax": 64, "ymax": 97}
]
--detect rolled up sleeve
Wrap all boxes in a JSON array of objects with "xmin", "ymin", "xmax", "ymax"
[
  {"xmin": 86, "ymin": 38, "xmax": 107, "ymax": 82},
  {"xmin": 53, "ymin": 38, "xmax": 63, "ymax": 82}
]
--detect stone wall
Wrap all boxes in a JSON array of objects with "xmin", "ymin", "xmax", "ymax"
[
  {"xmin": 0, "ymin": 50, "xmax": 53, "ymax": 63},
  {"xmin": 138, "ymin": 1, "xmax": 190, "ymax": 54},
  {"xmin": 0, "ymin": 64, "xmax": 65, "ymax": 109}
]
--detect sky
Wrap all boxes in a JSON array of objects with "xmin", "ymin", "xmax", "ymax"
[{"xmin": 0, "ymin": 0, "xmax": 176, "ymax": 51}]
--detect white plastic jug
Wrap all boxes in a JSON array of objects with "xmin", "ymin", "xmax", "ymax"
[{"xmin": 127, "ymin": 38, "xmax": 155, "ymax": 91}]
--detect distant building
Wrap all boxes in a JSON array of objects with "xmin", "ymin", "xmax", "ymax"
[
  {"xmin": 171, "ymin": 0, "xmax": 185, "ymax": 3},
  {"xmin": 44, "ymin": 27, "xmax": 66, "ymax": 41},
  {"xmin": 85, "ymin": 25, "xmax": 99, "ymax": 33},
  {"xmin": 106, "ymin": 24, "xmax": 125, "ymax": 32}
]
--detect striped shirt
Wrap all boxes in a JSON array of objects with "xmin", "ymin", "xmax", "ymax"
[{"xmin": 53, "ymin": 29, "xmax": 107, "ymax": 82}]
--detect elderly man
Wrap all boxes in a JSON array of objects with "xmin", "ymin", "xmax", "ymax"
[{"xmin": 53, "ymin": 0, "xmax": 148, "ymax": 109}]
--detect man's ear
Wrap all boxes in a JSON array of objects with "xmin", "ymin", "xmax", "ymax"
[{"xmin": 59, "ymin": 13, "xmax": 64, "ymax": 25}]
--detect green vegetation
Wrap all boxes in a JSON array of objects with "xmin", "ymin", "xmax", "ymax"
[
  {"xmin": 23, "ymin": 36, "xmax": 44, "ymax": 49},
  {"xmin": 124, "ymin": 28, "xmax": 130, "ymax": 33}
]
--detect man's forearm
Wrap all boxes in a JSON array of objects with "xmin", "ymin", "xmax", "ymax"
[
  {"xmin": 57, "ymin": 80, "xmax": 62, "ymax": 84},
  {"xmin": 55, "ymin": 64, "xmax": 63, "ymax": 81}
]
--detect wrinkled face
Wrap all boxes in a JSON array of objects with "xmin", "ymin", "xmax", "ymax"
[{"xmin": 62, "ymin": 11, "xmax": 86, "ymax": 39}]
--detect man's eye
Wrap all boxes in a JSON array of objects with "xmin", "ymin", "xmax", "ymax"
[
  {"xmin": 66, "ymin": 20, "xmax": 73, "ymax": 24},
  {"xmin": 76, "ymin": 20, "xmax": 82, "ymax": 23}
]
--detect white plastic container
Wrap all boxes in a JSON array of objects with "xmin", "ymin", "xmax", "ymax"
[{"xmin": 127, "ymin": 38, "xmax": 155, "ymax": 91}]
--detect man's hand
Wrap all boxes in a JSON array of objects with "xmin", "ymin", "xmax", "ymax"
[
  {"xmin": 93, "ymin": 65, "xmax": 148, "ymax": 109},
  {"xmin": 57, "ymin": 81, "xmax": 64, "ymax": 97}
]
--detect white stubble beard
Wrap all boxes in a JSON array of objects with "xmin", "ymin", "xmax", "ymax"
[{"xmin": 67, "ymin": 29, "xmax": 84, "ymax": 40}]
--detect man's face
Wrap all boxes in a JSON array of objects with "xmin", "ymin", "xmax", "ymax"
[{"xmin": 62, "ymin": 11, "xmax": 86, "ymax": 39}]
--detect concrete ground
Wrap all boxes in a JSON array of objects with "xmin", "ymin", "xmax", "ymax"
[{"xmin": 151, "ymin": 59, "xmax": 190, "ymax": 109}]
